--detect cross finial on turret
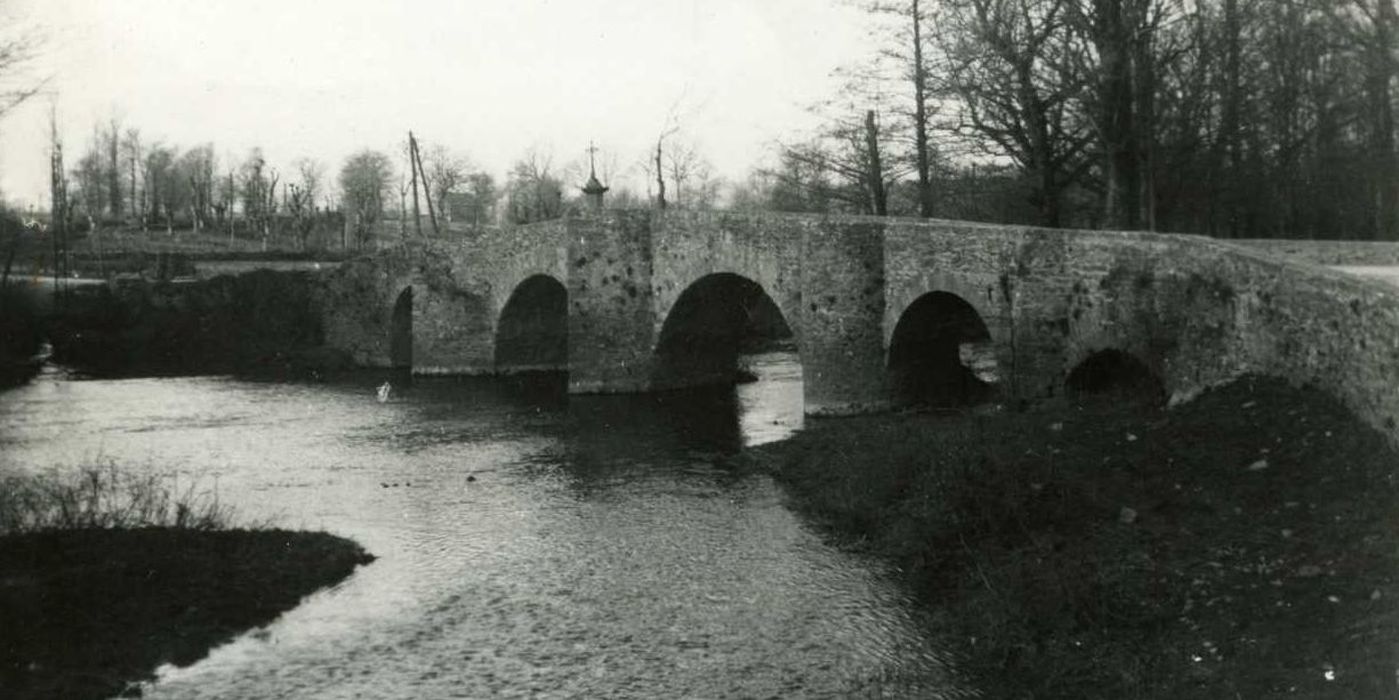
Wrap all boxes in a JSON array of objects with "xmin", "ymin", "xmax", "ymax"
[
  {"xmin": 580, "ymin": 140, "xmax": 609, "ymax": 210},
  {"xmin": 587, "ymin": 140, "xmax": 600, "ymax": 179}
]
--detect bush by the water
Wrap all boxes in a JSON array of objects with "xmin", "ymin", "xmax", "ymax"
[
  {"xmin": 0, "ymin": 284, "xmax": 41, "ymax": 377},
  {"xmin": 48, "ymin": 269, "xmax": 345, "ymax": 378},
  {"xmin": 1, "ymin": 209, "xmax": 43, "ymax": 385},
  {"xmin": 0, "ymin": 461, "xmax": 234, "ymax": 535}
]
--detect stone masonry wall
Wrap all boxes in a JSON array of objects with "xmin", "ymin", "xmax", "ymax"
[
  {"xmin": 647, "ymin": 210, "xmax": 807, "ymax": 390},
  {"xmin": 883, "ymin": 219, "xmax": 1399, "ymax": 445},
  {"xmin": 1207, "ymin": 240, "xmax": 1399, "ymax": 442},
  {"xmin": 799, "ymin": 218, "xmax": 889, "ymax": 415},
  {"xmin": 317, "ymin": 246, "xmax": 421, "ymax": 368},
  {"xmin": 319, "ymin": 222, "xmax": 571, "ymax": 374},
  {"xmin": 438, "ymin": 219, "xmax": 570, "ymax": 374},
  {"xmin": 565, "ymin": 211, "xmax": 657, "ymax": 393}
]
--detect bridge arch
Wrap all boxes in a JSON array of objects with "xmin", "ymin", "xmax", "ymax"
[
  {"xmin": 1066, "ymin": 349, "xmax": 1164, "ymax": 403},
  {"xmin": 653, "ymin": 272, "xmax": 795, "ymax": 389},
  {"xmin": 888, "ymin": 291, "xmax": 998, "ymax": 407},
  {"xmin": 494, "ymin": 274, "xmax": 568, "ymax": 373},
  {"xmin": 390, "ymin": 286, "xmax": 413, "ymax": 369}
]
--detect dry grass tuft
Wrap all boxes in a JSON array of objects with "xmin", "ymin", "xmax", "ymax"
[{"xmin": 0, "ymin": 461, "xmax": 236, "ymax": 534}]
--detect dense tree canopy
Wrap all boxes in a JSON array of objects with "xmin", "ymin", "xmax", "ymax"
[{"xmin": 761, "ymin": 0, "xmax": 1398, "ymax": 240}]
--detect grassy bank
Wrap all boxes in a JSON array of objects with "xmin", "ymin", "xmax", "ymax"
[
  {"xmin": 0, "ymin": 464, "xmax": 374, "ymax": 700},
  {"xmin": 751, "ymin": 377, "xmax": 1399, "ymax": 698}
]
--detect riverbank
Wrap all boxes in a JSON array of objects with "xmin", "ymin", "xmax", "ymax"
[
  {"xmin": 44, "ymin": 269, "xmax": 350, "ymax": 380},
  {"xmin": 750, "ymin": 376, "xmax": 1399, "ymax": 698},
  {"xmin": 0, "ymin": 466, "xmax": 374, "ymax": 700}
]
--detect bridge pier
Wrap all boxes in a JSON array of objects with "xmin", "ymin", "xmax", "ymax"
[
  {"xmin": 797, "ymin": 219, "xmax": 891, "ymax": 415},
  {"xmin": 565, "ymin": 211, "xmax": 658, "ymax": 393}
]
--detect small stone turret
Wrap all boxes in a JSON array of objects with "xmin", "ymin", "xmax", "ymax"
[{"xmin": 580, "ymin": 141, "xmax": 609, "ymax": 211}]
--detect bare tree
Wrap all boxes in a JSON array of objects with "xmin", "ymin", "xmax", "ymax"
[
  {"xmin": 293, "ymin": 157, "xmax": 324, "ymax": 212},
  {"xmin": 0, "ymin": 2, "xmax": 43, "ymax": 125},
  {"xmin": 211, "ymin": 163, "xmax": 235, "ymax": 235},
  {"xmin": 1354, "ymin": 0, "xmax": 1398, "ymax": 239},
  {"xmin": 938, "ymin": 0, "xmax": 1093, "ymax": 227},
  {"xmin": 860, "ymin": 0, "xmax": 940, "ymax": 217},
  {"xmin": 1060, "ymin": 0, "xmax": 1190, "ymax": 229},
  {"xmin": 236, "ymin": 148, "xmax": 281, "ymax": 246},
  {"xmin": 143, "ymin": 143, "xmax": 178, "ymax": 234},
  {"xmin": 178, "ymin": 144, "xmax": 215, "ymax": 233},
  {"xmin": 339, "ymin": 149, "xmax": 393, "ymax": 249},
  {"xmin": 424, "ymin": 144, "xmax": 469, "ymax": 224},
  {"xmin": 663, "ymin": 138, "xmax": 715, "ymax": 208},
  {"xmin": 652, "ymin": 130, "xmax": 677, "ymax": 209},
  {"xmin": 121, "ymin": 128, "xmax": 144, "ymax": 229},
  {"xmin": 649, "ymin": 101, "xmax": 686, "ymax": 209},
  {"xmin": 460, "ymin": 171, "xmax": 497, "ymax": 224},
  {"xmin": 284, "ymin": 174, "xmax": 317, "ymax": 251},
  {"xmin": 397, "ymin": 175, "xmax": 408, "ymax": 238},
  {"xmin": 104, "ymin": 116, "xmax": 123, "ymax": 219},
  {"xmin": 240, "ymin": 148, "xmax": 269, "ymax": 242},
  {"xmin": 46, "ymin": 105, "xmax": 68, "ymax": 283},
  {"xmin": 506, "ymin": 146, "xmax": 563, "ymax": 224},
  {"xmin": 72, "ymin": 143, "xmax": 105, "ymax": 224},
  {"xmin": 752, "ymin": 148, "xmax": 841, "ymax": 213},
  {"xmin": 775, "ymin": 101, "xmax": 908, "ymax": 216}
]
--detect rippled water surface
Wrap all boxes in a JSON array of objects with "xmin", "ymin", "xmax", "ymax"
[{"xmin": 0, "ymin": 352, "xmax": 961, "ymax": 698}]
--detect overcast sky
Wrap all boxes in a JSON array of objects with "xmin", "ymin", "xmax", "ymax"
[{"xmin": 0, "ymin": 0, "xmax": 871, "ymax": 209}]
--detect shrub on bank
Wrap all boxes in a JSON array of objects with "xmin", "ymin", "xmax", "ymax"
[
  {"xmin": 1, "ymin": 208, "xmax": 43, "ymax": 383},
  {"xmin": 0, "ymin": 284, "xmax": 41, "ymax": 373},
  {"xmin": 0, "ymin": 461, "xmax": 234, "ymax": 535},
  {"xmin": 46, "ymin": 269, "xmax": 342, "ymax": 379}
]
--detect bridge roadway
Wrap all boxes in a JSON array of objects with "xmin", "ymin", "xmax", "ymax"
[
  {"xmin": 318, "ymin": 210, "xmax": 1399, "ymax": 446},
  {"xmin": 1332, "ymin": 266, "xmax": 1399, "ymax": 289}
]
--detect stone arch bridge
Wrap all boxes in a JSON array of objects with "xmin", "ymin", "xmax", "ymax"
[{"xmin": 319, "ymin": 210, "xmax": 1399, "ymax": 444}]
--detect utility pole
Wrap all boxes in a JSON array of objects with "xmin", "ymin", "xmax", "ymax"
[
  {"xmin": 407, "ymin": 132, "xmax": 439, "ymax": 236},
  {"xmin": 49, "ymin": 105, "xmax": 69, "ymax": 305},
  {"xmin": 408, "ymin": 131, "xmax": 422, "ymax": 239}
]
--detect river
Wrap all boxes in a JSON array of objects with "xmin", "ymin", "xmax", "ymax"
[{"xmin": 0, "ymin": 352, "xmax": 963, "ymax": 699}]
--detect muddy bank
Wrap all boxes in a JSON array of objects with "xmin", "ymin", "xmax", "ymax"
[
  {"xmin": 751, "ymin": 377, "xmax": 1399, "ymax": 698},
  {"xmin": 0, "ymin": 528, "xmax": 373, "ymax": 700},
  {"xmin": 45, "ymin": 269, "xmax": 352, "ymax": 379}
]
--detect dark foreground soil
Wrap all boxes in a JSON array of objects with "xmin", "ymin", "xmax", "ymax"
[
  {"xmin": 0, "ymin": 528, "xmax": 374, "ymax": 700},
  {"xmin": 751, "ymin": 376, "xmax": 1399, "ymax": 698}
]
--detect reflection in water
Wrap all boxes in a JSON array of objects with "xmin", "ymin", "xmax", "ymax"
[{"xmin": 0, "ymin": 352, "xmax": 963, "ymax": 699}]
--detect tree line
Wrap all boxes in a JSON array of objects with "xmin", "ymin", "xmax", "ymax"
[
  {"xmin": 24, "ymin": 0, "xmax": 1396, "ymax": 244},
  {"xmin": 751, "ymin": 0, "xmax": 1398, "ymax": 240},
  {"xmin": 63, "ymin": 118, "xmax": 340, "ymax": 250},
  {"xmin": 56, "ymin": 122, "xmax": 506, "ymax": 251}
]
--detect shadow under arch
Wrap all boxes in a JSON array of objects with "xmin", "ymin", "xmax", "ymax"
[
  {"xmin": 495, "ymin": 274, "xmax": 568, "ymax": 373},
  {"xmin": 1066, "ymin": 349, "xmax": 1164, "ymax": 404},
  {"xmin": 390, "ymin": 286, "xmax": 412, "ymax": 369},
  {"xmin": 653, "ymin": 272, "xmax": 794, "ymax": 389},
  {"xmin": 888, "ymin": 291, "xmax": 997, "ymax": 407}
]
